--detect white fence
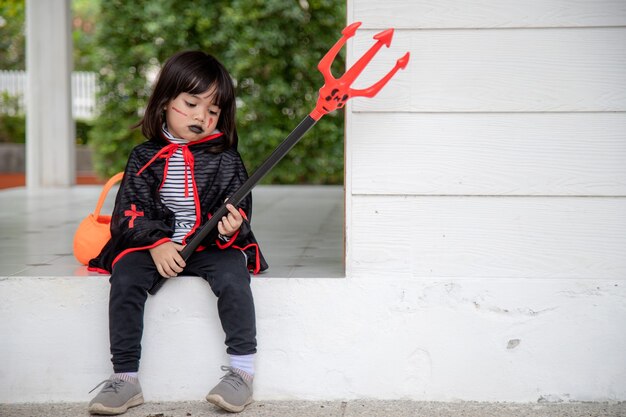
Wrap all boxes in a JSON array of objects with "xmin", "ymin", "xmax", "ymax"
[{"xmin": 0, "ymin": 70, "xmax": 97, "ymax": 119}]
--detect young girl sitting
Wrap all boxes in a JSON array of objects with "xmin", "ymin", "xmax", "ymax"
[{"xmin": 87, "ymin": 50, "xmax": 267, "ymax": 415}]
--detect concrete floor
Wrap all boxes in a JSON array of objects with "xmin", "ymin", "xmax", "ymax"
[
  {"xmin": 0, "ymin": 185, "xmax": 344, "ymax": 279},
  {"xmin": 2, "ymin": 400, "xmax": 624, "ymax": 417}
]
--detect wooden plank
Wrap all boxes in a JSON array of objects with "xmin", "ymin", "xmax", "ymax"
[
  {"xmin": 349, "ymin": 112, "xmax": 626, "ymax": 196},
  {"xmin": 353, "ymin": 0, "xmax": 626, "ymax": 29},
  {"xmin": 348, "ymin": 28, "xmax": 626, "ymax": 112},
  {"xmin": 349, "ymin": 195, "xmax": 626, "ymax": 279}
]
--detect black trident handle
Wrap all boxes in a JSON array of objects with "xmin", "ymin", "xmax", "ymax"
[
  {"xmin": 148, "ymin": 21, "xmax": 409, "ymax": 295},
  {"xmin": 148, "ymin": 115, "xmax": 317, "ymax": 295}
]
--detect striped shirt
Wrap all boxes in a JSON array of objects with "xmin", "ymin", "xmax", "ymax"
[{"xmin": 160, "ymin": 127, "xmax": 219, "ymax": 243}]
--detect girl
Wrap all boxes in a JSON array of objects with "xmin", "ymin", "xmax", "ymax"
[{"xmin": 87, "ymin": 51, "xmax": 267, "ymax": 415}]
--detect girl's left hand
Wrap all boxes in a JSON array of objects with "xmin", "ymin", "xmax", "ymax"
[{"xmin": 217, "ymin": 203, "xmax": 243, "ymax": 237}]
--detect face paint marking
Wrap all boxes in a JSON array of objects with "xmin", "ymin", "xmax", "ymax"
[{"xmin": 172, "ymin": 106, "xmax": 188, "ymax": 117}]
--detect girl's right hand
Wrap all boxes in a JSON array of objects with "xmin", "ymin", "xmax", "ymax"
[{"xmin": 149, "ymin": 241, "xmax": 186, "ymax": 278}]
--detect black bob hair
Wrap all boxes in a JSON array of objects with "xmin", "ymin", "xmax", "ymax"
[{"xmin": 137, "ymin": 51, "xmax": 238, "ymax": 151}]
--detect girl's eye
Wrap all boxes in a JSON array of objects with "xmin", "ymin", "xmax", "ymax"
[
  {"xmin": 185, "ymin": 101, "xmax": 196, "ymax": 108},
  {"xmin": 209, "ymin": 110, "xmax": 219, "ymax": 115}
]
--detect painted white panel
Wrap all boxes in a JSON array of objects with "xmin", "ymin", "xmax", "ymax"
[
  {"xmin": 348, "ymin": 28, "xmax": 626, "ymax": 112},
  {"xmin": 3, "ymin": 276, "xmax": 626, "ymax": 402},
  {"xmin": 349, "ymin": 112, "xmax": 626, "ymax": 196},
  {"xmin": 350, "ymin": 195, "xmax": 626, "ymax": 279},
  {"xmin": 353, "ymin": 0, "xmax": 626, "ymax": 29}
]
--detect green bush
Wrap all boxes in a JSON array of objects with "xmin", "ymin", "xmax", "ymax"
[
  {"xmin": 0, "ymin": 92, "xmax": 25, "ymax": 143},
  {"xmin": 0, "ymin": 113, "xmax": 94, "ymax": 145},
  {"xmin": 89, "ymin": 0, "xmax": 345, "ymax": 184},
  {"xmin": 0, "ymin": 114, "xmax": 25, "ymax": 143},
  {"xmin": 75, "ymin": 119, "xmax": 94, "ymax": 145}
]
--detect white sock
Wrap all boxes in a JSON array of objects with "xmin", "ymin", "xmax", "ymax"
[
  {"xmin": 113, "ymin": 372, "xmax": 138, "ymax": 383},
  {"xmin": 229, "ymin": 354, "xmax": 255, "ymax": 377}
]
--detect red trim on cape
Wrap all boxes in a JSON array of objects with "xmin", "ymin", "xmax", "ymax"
[
  {"xmin": 182, "ymin": 161, "xmax": 202, "ymax": 244},
  {"xmin": 111, "ymin": 237, "xmax": 172, "ymax": 269},
  {"xmin": 177, "ymin": 131, "xmax": 224, "ymax": 146},
  {"xmin": 87, "ymin": 266, "xmax": 110, "ymax": 275},
  {"xmin": 215, "ymin": 208, "xmax": 247, "ymax": 249},
  {"xmin": 216, "ymin": 229, "xmax": 240, "ymax": 249},
  {"xmin": 137, "ymin": 132, "xmax": 223, "ymax": 178},
  {"xmin": 232, "ymin": 242, "xmax": 261, "ymax": 275}
]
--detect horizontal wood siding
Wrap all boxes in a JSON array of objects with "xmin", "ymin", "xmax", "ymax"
[
  {"xmin": 351, "ymin": 113, "xmax": 626, "ymax": 196},
  {"xmin": 346, "ymin": 0, "xmax": 626, "ymax": 280},
  {"xmin": 354, "ymin": 0, "xmax": 626, "ymax": 29},
  {"xmin": 350, "ymin": 195, "xmax": 626, "ymax": 279},
  {"xmin": 350, "ymin": 28, "xmax": 626, "ymax": 112}
]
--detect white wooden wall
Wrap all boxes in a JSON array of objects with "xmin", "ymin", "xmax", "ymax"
[{"xmin": 346, "ymin": 0, "xmax": 626, "ymax": 279}]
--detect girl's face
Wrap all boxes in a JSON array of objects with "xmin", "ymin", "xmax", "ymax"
[{"xmin": 164, "ymin": 88, "xmax": 221, "ymax": 142}]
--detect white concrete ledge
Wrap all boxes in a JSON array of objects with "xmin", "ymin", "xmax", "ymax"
[{"xmin": 2, "ymin": 275, "xmax": 625, "ymax": 403}]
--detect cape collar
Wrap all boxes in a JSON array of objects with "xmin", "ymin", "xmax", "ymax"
[
  {"xmin": 160, "ymin": 125, "xmax": 224, "ymax": 146},
  {"xmin": 136, "ymin": 127, "xmax": 224, "ymax": 198}
]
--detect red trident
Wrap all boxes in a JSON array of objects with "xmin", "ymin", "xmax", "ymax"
[
  {"xmin": 310, "ymin": 21, "xmax": 410, "ymax": 121},
  {"xmin": 148, "ymin": 21, "xmax": 409, "ymax": 295}
]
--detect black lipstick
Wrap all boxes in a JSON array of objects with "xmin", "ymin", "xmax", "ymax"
[{"xmin": 189, "ymin": 125, "xmax": 204, "ymax": 134}]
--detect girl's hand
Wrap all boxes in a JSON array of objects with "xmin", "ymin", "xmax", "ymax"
[
  {"xmin": 149, "ymin": 242, "xmax": 186, "ymax": 278},
  {"xmin": 217, "ymin": 203, "xmax": 243, "ymax": 237}
]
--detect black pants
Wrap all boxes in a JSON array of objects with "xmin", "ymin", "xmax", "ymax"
[{"xmin": 108, "ymin": 248, "xmax": 256, "ymax": 373}]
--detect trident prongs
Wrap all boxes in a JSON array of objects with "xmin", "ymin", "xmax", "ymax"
[
  {"xmin": 350, "ymin": 52, "xmax": 410, "ymax": 98},
  {"xmin": 310, "ymin": 21, "xmax": 410, "ymax": 121},
  {"xmin": 317, "ymin": 21, "xmax": 362, "ymax": 85}
]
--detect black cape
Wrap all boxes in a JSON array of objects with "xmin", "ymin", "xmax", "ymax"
[{"xmin": 88, "ymin": 132, "xmax": 268, "ymax": 275}]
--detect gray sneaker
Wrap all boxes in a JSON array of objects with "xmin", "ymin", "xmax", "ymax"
[
  {"xmin": 88, "ymin": 376, "xmax": 144, "ymax": 415},
  {"xmin": 206, "ymin": 366, "xmax": 254, "ymax": 413}
]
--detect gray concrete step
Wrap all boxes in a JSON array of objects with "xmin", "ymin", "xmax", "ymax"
[{"xmin": 2, "ymin": 400, "xmax": 625, "ymax": 417}]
